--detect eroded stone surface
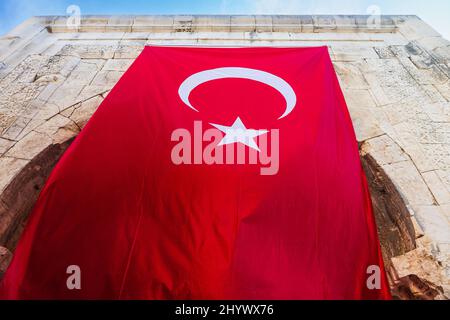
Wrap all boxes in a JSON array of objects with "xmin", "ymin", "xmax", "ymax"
[
  {"xmin": 360, "ymin": 152, "xmax": 416, "ymax": 266},
  {"xmin": 391, "ymin": 237, "xmax": 450, "ymax": 297}
]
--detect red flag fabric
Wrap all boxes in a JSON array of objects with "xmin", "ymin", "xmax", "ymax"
[{"xmin": 0, "ymin": 46, "xmax": 390, "ymax": 299}]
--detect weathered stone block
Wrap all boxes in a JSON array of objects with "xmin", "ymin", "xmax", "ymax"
[
  {"xmin": 423, "ymin": 171, "xmax": 450, "ymax": 205},
  {"xmin": 193, "ymin": 16, "xmax": 230, "ymax": 32},
  {"xmin": 255, "ymin": 16, "xmax": 272, "ymax": 33},
  {"xmin": 397, "ymin": 16, "xmax": 442, "ymax": 41},
  {"xmin": 298, "ymin": 15, "xmax": 313, "ymax": 32},
  {"xmin": 79, "ymin": 16, "xmax": 109, "ymax": 33},
  {"xmin": 423, "ymin": 101, "xmax": 450, "ymax": 122},
  {"xmin": 1, "ymin": 117, "xmax": 30, "ymax": 140},
  {"xmin": 0, "ymin": 246, "xmax": 12, "ymax": 277},
  {"xmin": 0, "ymin": 113, "xmax": 17, "ymax": 137},
  {"xmin": 91, "ymin": 70, "xmax": 124, "ymax": 87},
  {"xmin": 332, "ymin": 45, "xmax": 379, "ymax": 61},
  {"xmin": 313, "ymin": 15, "xmax": 336, "ymax": 32},
  {"xmin": 391, "ymin": 236, "xmax": 449, "ymax": 298},
  {"xmin": 272, "ymin": 16, "xmax": 300, "ymax": 33},
  {"xmin": 114, "ymin": 45, "xmax": 144, "ymax": 59},
  {"xmin": 132, "ymin": 15, "xmax": 174, "ymax": 32},
  {"xmin": 34, "ymin": 114, "xmax": 79, "ymax": 143},
  {"xmin": 107, "ymin": 16, "xmax": 133, "ymax": 32},
  {"xmin": 361, "ymin": 153, "xmax": 416, "ymax": 264},
  {"xmin": 64, "ymin": 59, "xmax": 104, "ymax": 86},
  {"xmin": 5, "ymin": 131, "xmax": 52, "ymax": 160},
  {"xmin": 47, "ymin": 82, "xmax": 85, "ymax": 109},
  {"xmin": 0, "ymin": 138, "xmax": 13, "ymax": 155},
  {"xmin": 230, "ymin": 16, "xmax": 255, "ymax": 32},
  {"xmin": 392, "ymin": 122, "xmax": 438, "ymax": 173},
  {"xmin": 0, "ymin": 157, "xmax": 28, "ymax": 192},
  {"xmin": 361, "ymin": 134, "xmax": 409, "ymax": 165},
  {"xmin": 414, "ymin": 205, "xmax": 450, "ymax": 245},
  {"xmin": 333, "ymin": 62, "xmax": 370, "ymax": 89},
  {"xmin": 334, "ymin": 15, "xmax": 356, "ymax": 33},
  {"xmin": 374, "ymin": 46, "xmax": 395, "ymax": 59},
  {"xmin": 70, "ymin": 96, "xmax": 103, "ymax": 129},
  {"xmin": 1, "ymin": 14, "xmax": 450, "ymax": 299},
  {"xmin": 77, "ymin": 85, "xmax": 111, "ymax": 102},
  {"xmin": 383, "ymin": 160, "xmax": 435, "ymax": 206},
  {"xmin": 103, "ymin": 59, "xmax": 133, "ymax": 72}
]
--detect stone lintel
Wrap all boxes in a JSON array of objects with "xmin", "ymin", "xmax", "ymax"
[{"xmin": 7, "ymin": 15, "xmax": 409, "ymax": 35}]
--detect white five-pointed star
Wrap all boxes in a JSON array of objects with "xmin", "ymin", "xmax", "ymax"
[{"xmin": 209, "ymin": 117, "xmax": 268, "ymax": 152}]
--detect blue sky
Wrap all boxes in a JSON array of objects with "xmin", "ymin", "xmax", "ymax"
[{"xmin": 0, "ymin": 0, "xmax": 449, "ymax": 39}]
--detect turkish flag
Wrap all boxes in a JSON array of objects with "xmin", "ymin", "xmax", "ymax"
[{"xmin": 0, "ymin": 46, "xmax": 391, "ymax": 299}]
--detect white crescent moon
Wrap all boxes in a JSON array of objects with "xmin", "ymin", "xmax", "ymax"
[{"xmin": 178, "ymin": 67, "xmax": 297, "ymax": 120}]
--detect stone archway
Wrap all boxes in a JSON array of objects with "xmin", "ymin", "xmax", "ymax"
[
  {"xmin": 0, "ymin": 137, "xmax": 74, "ymax": 252},
  {"xmin": 360, "ymin": 146, "xmax": 446, "ymax": 299}
]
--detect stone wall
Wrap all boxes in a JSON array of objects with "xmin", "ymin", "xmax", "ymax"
[{"xmin": 0, "ymin": 15, "xmax": 449, "ymax": 298}]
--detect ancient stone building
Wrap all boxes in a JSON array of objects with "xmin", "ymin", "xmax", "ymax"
[{"xmin": 0, "ymin": 15, "xmax": 449, "ymax": 299}]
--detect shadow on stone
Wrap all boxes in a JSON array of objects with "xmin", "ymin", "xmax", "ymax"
[
  {"xmin": 0, "ymin": 137, "xmax": 74, "ymax": 251},
  {"xmin": 360, "ymin": 152, "xmax": 416, "ymax": 266}
]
